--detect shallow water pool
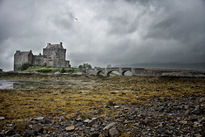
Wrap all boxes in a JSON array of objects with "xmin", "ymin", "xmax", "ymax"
[{"xmin": 0, "ymin": 80, "xmax": 15, "ymax": 89}]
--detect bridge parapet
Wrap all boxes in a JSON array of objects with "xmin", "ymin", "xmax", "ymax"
[
  {"xmin": 95, "ymin": 67, "xmax": 135, "ymax": 76},
  {"xmin": 89, "ymin": 67, "xmax": 146, "ymax": 76},
  {"xmin": 131, "ymin": 68, "xmax": 145, "ymax": 76}
]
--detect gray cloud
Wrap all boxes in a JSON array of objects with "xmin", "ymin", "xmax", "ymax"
[{"xmin": 0, "ymin": 0, "xmax": 205, "ymax": 70}]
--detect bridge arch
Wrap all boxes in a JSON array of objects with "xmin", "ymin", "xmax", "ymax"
[
  {"xmin": 122, "ymin": 70, "xmax": 133, "ymax": 76},
  {"xmin": 96, "ymin": 70, "xmax": 104, "ymax": 76},
  {"xmin": 90, "ymin": 67, "xmax": 138, "ymax": 77},
  {"xmin": 106, "ymin": 70, "xmax": 121, "ymax": 77}
]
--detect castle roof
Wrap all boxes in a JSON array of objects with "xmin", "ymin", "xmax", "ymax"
[
  {"xmin": 46, "ymin": 42, "xmax": 64, "ymax": 49},
  {"xmin": 15, "ymin": 50, "xmax": 33, "ymax": 56}
]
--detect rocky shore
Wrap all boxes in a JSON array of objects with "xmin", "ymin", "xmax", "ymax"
[
  {"xmin": 0, "ymin": 75, "xmax": 205, "ymax": 136},
  {"xmin": 1, "ymin": 96, "xmax": 205, "ymax": 137}
]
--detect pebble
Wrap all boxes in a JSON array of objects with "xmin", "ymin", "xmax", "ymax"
[
  {"xmin": 76, "ymin": 122, "xmax": 83, "ymax": 126},
  {"xmin": 76, "ymin": 117, "xmax": 82, "ymax": 121},
  {"xmin": 114, "ymin": 106, "xmax": 120, "ymax": 109},
  {"xmin": 6, "ymin": 123, "xmax": 13, "ymax": 127},
  {"xmin": 33, "ymin": 116, "xmax": 44, "ymax": 121},
  {"xmin": 109, "ymin": 127, "xmax": 120, "ymax": 137},
  {"xmin": 103, "ymin": 122, "xmax": 116, "ymax": 130},
  {"xmin": 90, "ymin": 128, "xmax": 95, "ymax": 132},
  {"xmin": 66, "ymin": 125, "xmax": 75, "ymax": 131},
  {"xmin": 193, "ymin": 122, "xmax": 201, "ymax": 127},
  {"xmin": 179, "ymin": 120, "xmax": 187, "ymax": 124},
  {"xmin": 199, "ymin": 97, "xmax": 205, "ymax": 103},
  {"xmin": 84, "ymin": 119, "xmax": 90, "ymax": 123},
  {"xmin": 0, "ymin": 116, "xmax": 5, "ymax": 120}
]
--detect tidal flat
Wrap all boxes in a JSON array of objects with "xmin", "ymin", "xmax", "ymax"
[{"xmin": 0, "ymin": 74, "xmax": 205, "ymax": 136}]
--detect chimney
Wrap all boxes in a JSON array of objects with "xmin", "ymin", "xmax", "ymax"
[{"xmin": 60, "ymin": 42, "xmax": 62, "ymax": 45}]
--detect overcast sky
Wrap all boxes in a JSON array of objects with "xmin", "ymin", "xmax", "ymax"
[{"xmin": 0, "ymin": 0, "xmax": 205, "ymax": 70}]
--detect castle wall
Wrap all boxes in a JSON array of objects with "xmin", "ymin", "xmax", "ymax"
[
  {"xmin": 33, "ymin": 55, "xmax": 46, "ymax": 66},
  {"xmin": 28, "ymin": 53, "xmax": 33, "ymax": 64},
  {"xmin": 14, "ymin": 51, "xmax": 33, "ymax": 70}
]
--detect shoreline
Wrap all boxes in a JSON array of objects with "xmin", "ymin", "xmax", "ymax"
[{"xmin": 1, "ymin": 67, "xmax": 205, "ymax": 78}]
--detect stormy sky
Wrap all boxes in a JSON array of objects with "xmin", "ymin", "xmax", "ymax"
[{"xmin": 0, "ymin": 0, "xmax": 205, "ymax": 70}]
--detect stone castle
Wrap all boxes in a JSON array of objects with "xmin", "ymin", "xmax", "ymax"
[{"xmin": 14, "ymin": 42, "xmax": 70, "ymax": 70}]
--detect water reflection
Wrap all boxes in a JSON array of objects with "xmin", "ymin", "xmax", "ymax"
[
  {"xmin": 0, "ymin": 80, "xmax": 76, "ymax": 90},
  {"xmin": 0, "ymin": 80, "xmax": 15, "ymax": 89},
  {"xmin": 0, "ymin": 80, "xmax": 51, "ymax": 90},
  {"xmin": 0, "ymin": 79, "xmax": 95, "ymax": 90}
]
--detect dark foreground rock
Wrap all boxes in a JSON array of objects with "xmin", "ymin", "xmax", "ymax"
[{"xmin": 0, "ymin": 96, "xmax": 205, "ymax": 137}]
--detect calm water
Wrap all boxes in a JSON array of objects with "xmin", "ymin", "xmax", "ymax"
[
  {"xmin": 0, "ymin": 79, "xmax": 92, "ymax": 90},
  {"xmin": 0, "ymin": 80, "xmax": 66, "ymax": 90},
  {"xmin": 0, "ymin": 80, "xmax": 15, "ymax": 89}
]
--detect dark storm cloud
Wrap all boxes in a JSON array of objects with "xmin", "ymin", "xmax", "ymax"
[
  {"xmin": 0, "ymin": 0, "xmax": 205, "ymax": 70},
  {"xmin": 146, "ymin": 1, "xmax": 205, "ymax": 42},
  {"xmin": 143, "ymin": 0, "xmax": 205, "ymax": 63}
]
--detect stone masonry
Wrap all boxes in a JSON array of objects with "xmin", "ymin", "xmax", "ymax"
[{"xmin": 14, "ymin": 42, "xmax": 70, "ymax": 70}]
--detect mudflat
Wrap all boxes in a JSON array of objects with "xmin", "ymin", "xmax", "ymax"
[{"xmin": 0, "ymin": 74, "xmax": 205, "ymax": 136}]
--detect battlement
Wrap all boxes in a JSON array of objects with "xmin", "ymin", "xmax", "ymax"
[{"xmin": 46, "ymin": 42, "xmax": 63, "ymax": 49}]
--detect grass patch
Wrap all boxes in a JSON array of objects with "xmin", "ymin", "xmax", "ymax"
[{"xmin": 19, "ymin": 66, "xmax": 82, "ymax": 74}]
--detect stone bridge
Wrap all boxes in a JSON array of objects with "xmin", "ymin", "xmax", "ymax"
[
  {"xmin": 87, "ymin": 67, "xmax": 146, "ymax": 76},
  {"xmin": 86, "ymin": 67, "xmax": 205, "ymax": 77}
]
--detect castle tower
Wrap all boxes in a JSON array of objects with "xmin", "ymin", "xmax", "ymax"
[
  {"xmin": 14, "ymin": 50, "xmax": 33, "ymax": 70},
  {"xmin": 43, "ymin": 42, "xmax": 70, "ymax": 67}
]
